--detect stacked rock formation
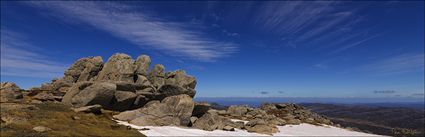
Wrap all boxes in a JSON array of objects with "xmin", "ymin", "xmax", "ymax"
[
  {"xmin": 1, "ymin": 53, "xmax": 334, "ymax": 135},
  {"xmin": 191, "ymin": 103, "xmax": 333, "ymax": 135},
  {"xmin": 261, "ymin": 103, "xmax": 333, "ymax": 125},
  {"xmin": 114, "ymin": 100, "xmax": 334, "ymax": 135},
  {"xmin": 24, "ymin": 53, "xmax": 196, "ymax": 111}
]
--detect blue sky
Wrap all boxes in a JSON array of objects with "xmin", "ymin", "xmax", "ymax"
[{"xmin": 1, "ymin": 1, "xmax": 424, "ymax": 98}]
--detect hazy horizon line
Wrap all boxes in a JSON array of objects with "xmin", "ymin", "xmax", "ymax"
[{"xmin": 195, "ymin": 96, "xmax": 425, "ymax": 99}]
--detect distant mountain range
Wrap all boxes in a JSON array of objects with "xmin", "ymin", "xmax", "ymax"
[
  {"xmin": 195, "ymin": 97, "xmax": 424, "ymax": 108},
  {"xmin": 302, "ymin": 103, "xmax": 425, "ymax": 137},
  {"xmin": 196, "ymin": 97, "xmax": 424, "ymax": 136},
  {"xmin": 354, "ymin": 102, "xmax": 425, "ymax": 110}
]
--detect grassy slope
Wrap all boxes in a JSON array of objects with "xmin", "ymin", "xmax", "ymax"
[{"xmin": 1, "ymin": 102, "xmax": 145, "ymax": 137}]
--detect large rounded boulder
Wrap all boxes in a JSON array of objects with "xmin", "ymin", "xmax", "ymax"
[
  {"xmin": 65, "ymin": 56, "xmax": 104, "ymax": 83},
  {"xmin": 62, "ymin": 82, "xmax": 116, "ymax": 108},
  {"xmin": 96, "ymin": 53, "xmax": 135, "ymax": 82},
  {"xmin": 114, "ymin": 94, "xmax": 195, "ymax": 126}
]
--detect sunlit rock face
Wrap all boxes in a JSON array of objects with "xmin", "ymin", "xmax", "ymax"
[{"xmin": 26, "ymin": 53, "xmax": 196, "ymax": 111}]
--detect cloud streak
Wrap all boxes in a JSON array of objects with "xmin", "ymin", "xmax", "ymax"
[
  {"xmin": 331, "ymin": 33, "xmax": 383, "ymax": 54},
  {"xmin": 27, "ymin": 1, "xmax": 237, "ymax": 61},
  {"xmin": 314, "ymin": 63, "xmax": 329, "ymax": 69},
  {"xmin": 249, "ymin": 1, "xmax": 380, "ymax": 52},
  {"xmin": 1, "ymin": 29, "xmax": 67, "ymax": 78},
  {"xmin": 357, "ymin": 53, "xmax": 424, "ymax": 75}
]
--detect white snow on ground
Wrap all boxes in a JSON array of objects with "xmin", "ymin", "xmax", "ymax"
[{"xmin": 116, "ymin": 120, "xmax": 383, "ymax": 136}]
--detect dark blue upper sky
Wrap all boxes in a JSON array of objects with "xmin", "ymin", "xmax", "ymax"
[{"xmin": 1, "ymin": 1, "xmax": 424, "ymax": 98}]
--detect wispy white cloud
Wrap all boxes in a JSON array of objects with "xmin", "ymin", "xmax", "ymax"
[
  {"xmin": 250, "ymin": 1, "xmax": 380, "ymax": 52},
  {"xmin": 26, "ymin": 1, "xmax": 237, "ymax": 61},
  {"xmin": 253, "ymin": 1, "xmax": 339, "ymax": 36},
  {"xmin": 313, "ymin": 63, "xmax": 329, "ymax": 70},
  {"xmin": 259, "ymin": 2, "xmax": 342, "ymax": 35},
  {"xmin": 330, "ymin": 33, "xmax": 383, "ymax": 54},
  {"xmin": 356, "ymin": 53, "xmax": 424, "ymax": 75},
  {"xmin": 1, "ymin": 29, "xmax": 67, "ymax": 78}
]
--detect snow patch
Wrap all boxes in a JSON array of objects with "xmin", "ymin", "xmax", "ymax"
[{"xmin": 116, "ymin": 120, "xmax": 383, "ymax": 136}]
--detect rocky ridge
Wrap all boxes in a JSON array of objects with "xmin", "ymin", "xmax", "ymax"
[
  {"xmin": 1, "ymin": 53, "xmax": 334, "ymax": 135},
  {"xmin": 25, "ymin": 53, "xmax": 196, "ymax": 111}
]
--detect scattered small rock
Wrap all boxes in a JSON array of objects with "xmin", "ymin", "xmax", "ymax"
[
  {"xmin": 32, "ymin": 92, "xmax": 60, "ymax": 101},
  {"xmin": 245, "ymin": 124, "xmax": 278, "ymax": 135},
  {"xmin": 72, "ymin": 104, "xmax": 102, "ymax": 114},
  {"xmin": 227, "ymin": 105, "xmax": 249, "ymax": 117},
  {"xmin": 33, "ymin": 126, "xmax": 52, "ymax": 132},
  {"xmin": 190, "ymin": 116, "xmax": 198, "ymax": 126},
  {"xmin": 30, "ymin": 100, "xmax": 43, "ymax": 104},
  {"xmin": 217, "ymin": 110, "xmax": 228, "ymax": 115},
  {"xmin": 192, "ymin": 102, "xmax": 211, "ymax": 117},
  {"xmin": 72, "ymin": 116, "xmax": 81, "ymax": 120},
  {"xmin": 223, "ymin": 125, "xmax": 235, "ymax": 131},
  {"xmin": 140, "ymin": 128, "xmax": 150, "ymax": 131}
]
